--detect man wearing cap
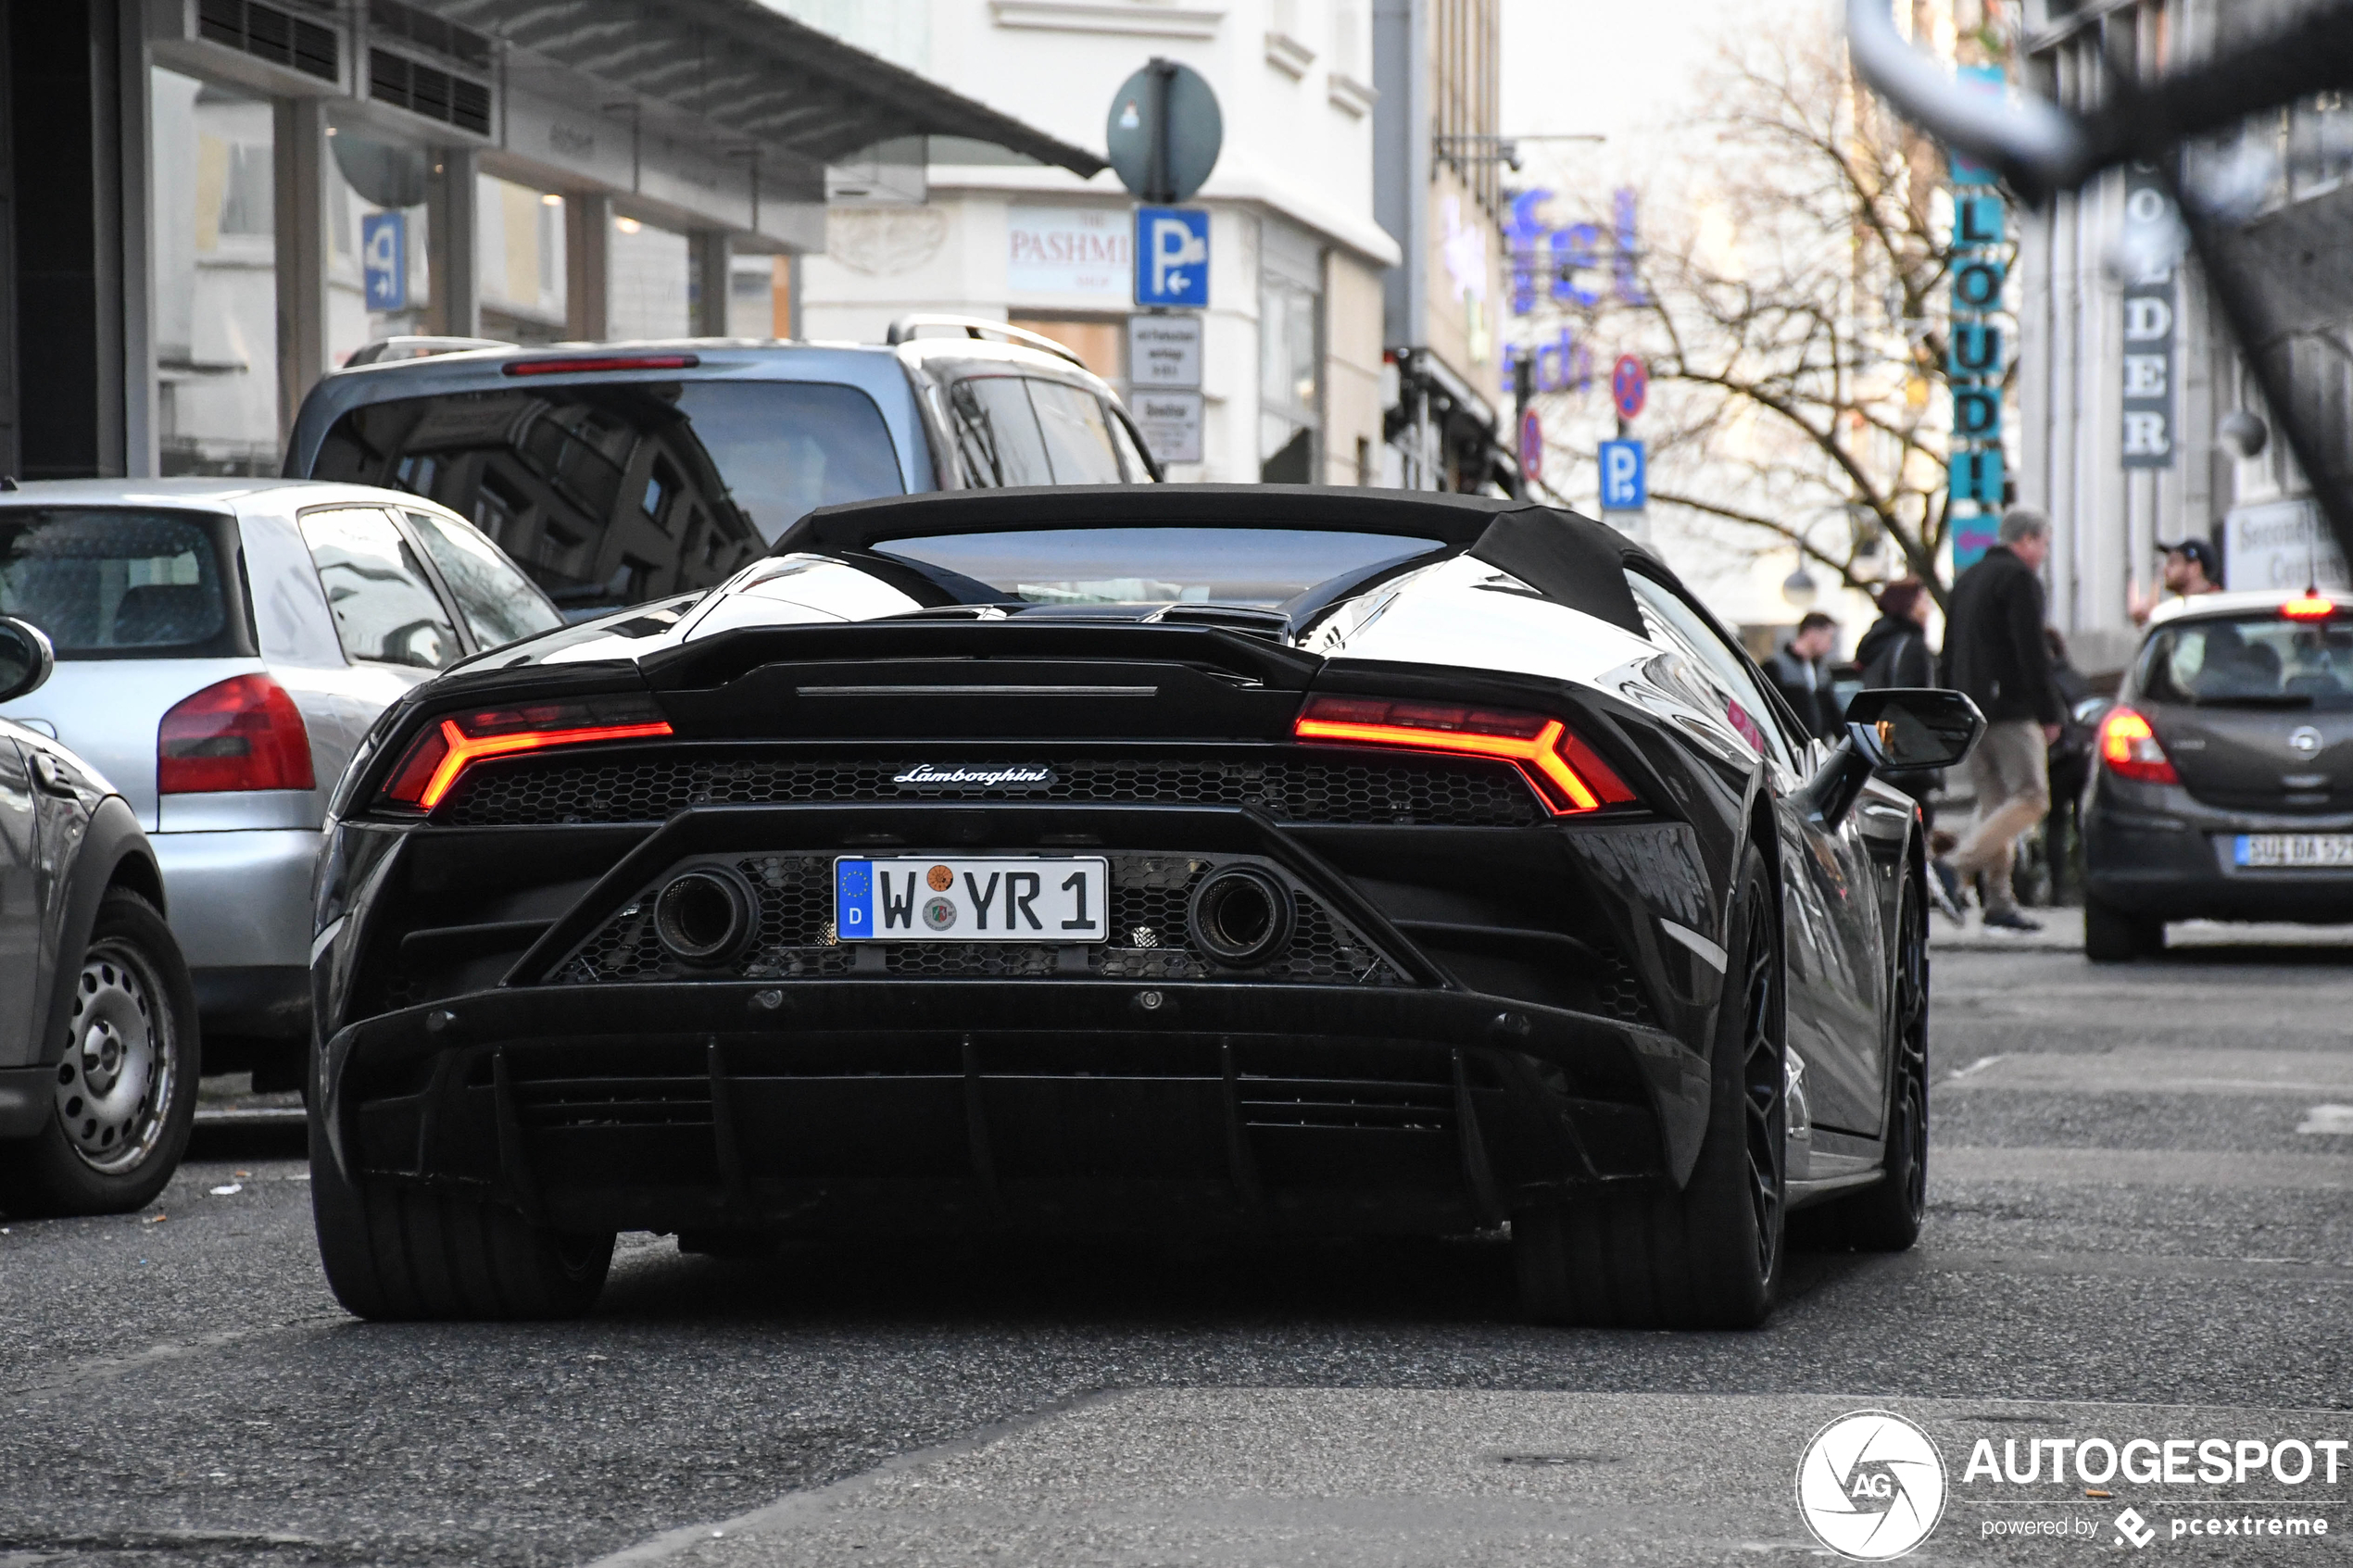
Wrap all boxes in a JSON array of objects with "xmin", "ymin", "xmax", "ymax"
[{"xmin": 2130, "ymin": 537, "xmax": 2221, "ymax": 624}]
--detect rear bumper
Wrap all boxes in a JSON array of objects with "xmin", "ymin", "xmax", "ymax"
[
  {"xmin": 2084, "ymin": 785, "xmax": 2353, "ymax": 922},
  {"xmin": 152, "ymin": 828, "xmax": 322, "ymax": 1026},
  {"xmin": 320, "ymin": 979, "xmax": 1704, "ymax": 1238}
]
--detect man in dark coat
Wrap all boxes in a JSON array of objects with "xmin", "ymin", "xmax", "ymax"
[
  {"xmin": 1937, "ymin": 508, "xmax": 2063, "ymax": 932},
  {"xmin": 1765, "ymin": 611, "xmax": 1841, "ymax": 740}
]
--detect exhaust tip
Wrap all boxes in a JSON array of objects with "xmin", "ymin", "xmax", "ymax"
[
  {"xmin": 1188, "ymin": 866, "xmax": 1295, "ymax": 967},
  {"xmin": 653, "ymin": 868, "xmax": 756, "ymax": 966}
]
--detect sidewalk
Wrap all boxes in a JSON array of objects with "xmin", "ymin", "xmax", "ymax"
[{"xmin": 1928, "ymin": 904, "xmax": 2353, "ymax": 953}]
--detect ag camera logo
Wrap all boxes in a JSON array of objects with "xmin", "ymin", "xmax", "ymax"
[{"xmin": 1796, "ymin": 1411, "xmax": 1948, "ymax": 1561}]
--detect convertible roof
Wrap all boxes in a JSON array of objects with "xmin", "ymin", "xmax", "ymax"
[{"xmin": 771, "ymin": 485, "xmax": 1648, "ymax": 636}]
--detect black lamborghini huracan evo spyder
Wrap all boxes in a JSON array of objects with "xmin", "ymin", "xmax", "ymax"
[{"xmin": 305, "ymin": 486, "xmax": 1980, "ymax": 1327}]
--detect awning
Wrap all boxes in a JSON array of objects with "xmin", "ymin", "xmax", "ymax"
[{"xmin": 435, "ymin": 0, "xmax": 1108, "ymax": 179}]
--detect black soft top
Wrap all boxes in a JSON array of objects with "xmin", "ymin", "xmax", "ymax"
[{"xmin": 770, "ymin": 484, "xmax": 1647, "ymax": 637}]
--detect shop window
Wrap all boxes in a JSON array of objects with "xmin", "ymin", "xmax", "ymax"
[
  {"xmin": 1260, "ymin": 275, "xmax": 1321, "ymax": 482},
  {"xmin": 610, "ymin": 215, "xmax": 690, "ymax": 340},
  {"xmin": 152, "ymin": 69, "xmax": 280, "ymax": 477},
  {"xmin": 327, "ymin": 123, "xmax": 432, "ymax": 368},
  {"xmin": 478, "ymin": 176, "xmax": 567, "ymax": 345}
]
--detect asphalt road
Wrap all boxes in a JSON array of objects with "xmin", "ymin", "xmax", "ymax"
[{"xmin": 4, "ymin": 932, "xmax": 2351, "ymax": 1566}]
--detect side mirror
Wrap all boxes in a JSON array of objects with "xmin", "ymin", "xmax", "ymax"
[
  {"xmin": 0, "ymin": 616, "xmax": 54, "ymax": 704},
  {"xmin": 1843, "ymin": 687, "xmax": 1986, "ymax": 771}
]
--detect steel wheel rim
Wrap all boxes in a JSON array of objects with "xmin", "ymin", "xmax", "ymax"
[
  {"xmin": 1741, "ymin": 908, "xmax": 1785, "ymax": 1281},
  {"xmin": 53, "ymin": 939, "xmax": 174, "ymax": 1175}
]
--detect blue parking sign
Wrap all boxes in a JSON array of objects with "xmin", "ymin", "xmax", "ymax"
[
  {"xmin": 1599, "ymin": 439, "xmax": 1646, "ymax": 510},
  {"xmin": 361, "ymin": 211, "xmax": 408, "ymax": 312},
  {"xmin": 1134, "ymin": 207, "xmax": 1209, "ymax": 307}
]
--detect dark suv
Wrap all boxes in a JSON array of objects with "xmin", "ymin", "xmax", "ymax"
[{"xmin": 283, "ymin": 320, "xmax": 1160, "ymax": 619}]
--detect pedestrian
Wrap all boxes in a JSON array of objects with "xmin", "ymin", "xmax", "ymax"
[
  {"xmin": 2128, "ymin": 536, "xmax": 2222, "ymax": 624},
  {"xmin": 1856, "ymin": 578, "xmax": 1962, "ymax": 918},
  {"xmin": 2043, "ymin": 627, "xmax": 2095, "ymax": 903},
  {"xmin": 1936, "ymin": 508, "xmax": 2064, "ymax": 933},
  {"xmin": 1766, "ymin": 610, "xmax": 1841, "ymax": 740}
]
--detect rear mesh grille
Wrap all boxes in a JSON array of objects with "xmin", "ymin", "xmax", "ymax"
[
  {"xmin": 559, "ymin": 854, "xmax": 1411, "ymax": 987},
  {"xmin": 440, "ymin": 753, "xmax": 1542, "ymax": 828}
]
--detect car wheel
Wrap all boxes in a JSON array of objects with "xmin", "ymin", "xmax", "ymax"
[
  {"xmin": 1792, "ymin": 872, "xmax": 1928, "ymax": 1252},
  {"xmin": 0, "ymin": 890, "xmax": 199, "ymax": 1217},
  {"xmin": 308, "ymin": 1061, "xmax": 613, "ymax": 1321},
  {"xmin": 1513, "ymin": 846, "xmax": 1785, "ymax": 1329},
  {"xmin": 2083, "ymin": 895, "xmax": 2163, "ymax": 962}
]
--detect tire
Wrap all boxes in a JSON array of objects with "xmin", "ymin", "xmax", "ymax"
[
  {"xmin": 0, "ymin": 889, "xmax": 199, "ymax": 1216},
  {"xmin": 1513, "ymin": 846, "xmax": 1786, "ymax": 1329},
  {"xmin": 308, "ymin": 1055, "xmax": 613, "ymax": 1321},
  {"xmin": 2083, "ymin": 895, "xmax": 2163, "ymax": 962},
  {"xmin": 1792, "ymin": 872, "xmax": 1927, "ymax": 1252}
]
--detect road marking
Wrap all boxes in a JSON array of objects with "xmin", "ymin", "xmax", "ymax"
[
  {"xmin": 1938, "ymin": 1047, "xmax": 2353, "ymax": 1097},
  {"xmin": 1934, "ymin": 1146, "xmax": 2353, "ymax": 1190},
  {"xmin": 2299, "ymin": 1103, "xmax": 2353, "ymax": 1135}
]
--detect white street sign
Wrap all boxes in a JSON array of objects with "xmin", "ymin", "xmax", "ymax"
[
  {"xmin": 1127, "ymin": 314, "xmax": 1202, "ymax": 389},
  {"xmin": 1132, "ymin": 390, "xmax": 1203, "ymax": 465}
]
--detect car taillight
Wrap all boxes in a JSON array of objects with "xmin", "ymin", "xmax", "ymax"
[
  {"xmin": 2097, "ymin": 706, "xmax": 2179, "ymax": 784},
  {"xmin": 383, "ymin": 694, "xmax": 672, "ymax": 809},
  {"xmin": 2283, "ymin": 594, "xmax": 2337, "ymax": 621},
  {"xmin": 157, "ymin": 675, "xmax": 317, "ymax": 794},
  {"xmin": 1292, "ymin": 694, "xmax": 1635, "ymax": 814}
]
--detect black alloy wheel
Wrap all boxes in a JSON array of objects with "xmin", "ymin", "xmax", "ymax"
[{"xmin": 1513, "ymin": 846, "xmax": 1786, "ymax": 1329}]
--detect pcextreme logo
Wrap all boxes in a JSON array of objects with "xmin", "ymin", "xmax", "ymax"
[{"xmin": 1796, "ymin": 1410, "xmax": 1950, "ymax": 1561}]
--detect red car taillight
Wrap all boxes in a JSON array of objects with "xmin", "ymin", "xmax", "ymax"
[
  {"xmin": 157, "ymin": 675, "xmax": 317, "ymax": 794},
  {"xmin": 2097, "ymin": 705, "xmax": 2179, "ymax": 784},
  {"xmin": 1292, "ymin": 695, "xmax": 1635, "ymax": 814},
  {"xmin": 383, "ymin": 695, "xmax": 673, "ymax": 810}
]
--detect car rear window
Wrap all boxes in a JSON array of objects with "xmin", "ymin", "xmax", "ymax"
[
  {"xmin": 309, "ymin": 379, "xmax": 905, "ymax": 613},
  {"xmin": 946, "ymin": 376, "xmax": 1127, "ymax": 487},
  {"xmin": 0, "ymin": 508, "xmax": 247, "ymax": 659},
  {"xmin": 2143, "ymin": 610, "xmax": 2353, "ymax": 709},
  {"xmin": 874, "ymin": 528, "xmax": 1442, "ymax": 607}
]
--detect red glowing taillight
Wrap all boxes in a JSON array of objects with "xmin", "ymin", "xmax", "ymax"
[
  {"xmin": 1292, "ymin": 695, "xmax": 1635, "ymax": 814},
  {"xmin": 500, "ymin": 354, "xmax": 699, "ymax": 377},
  {"xmin": 383, "ymin": 695, "xmax": 672, "ymax": 810},
  {"xmin": 2097, "ymin": 705, "xmax": 2179, "ymax": 784},
  {"xmin": 2282, "ymin": 594, "xmax": 2337, "ymax": 621},
  {"xmin": 157, "ymin": 675, "xmax": 317, "ymax": 794}
]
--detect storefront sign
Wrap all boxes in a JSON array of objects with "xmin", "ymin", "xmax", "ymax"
[
  {"xmin": 1945, "ymin": 70, "xmax": 2011, "ymax": 570},
  {"xmin": 1127, "ymin": 313, "xmax": 1202, "ymax": 388},
  {"xmin": 1008, "ymin": 206, "xmax": 1131, "ymax": 300},
  {"xmin": 2120, "ymin": 163, "xmax": 2179, "ymax": 470},
  {"xmin": 2224, "ymin": 499, "xmax": 2349, "ymax": 591}
]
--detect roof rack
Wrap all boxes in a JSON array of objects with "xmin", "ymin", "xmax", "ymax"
[
  {"xmin": 884, "ymin": 314, "xmax": 1088, "ymax": 370},
  {"xmin": 344, "ymin": 335, "xmax": 517, "ymax": 368}
]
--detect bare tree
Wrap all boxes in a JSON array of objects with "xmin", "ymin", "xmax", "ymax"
[{"xmin": 1533, "ymin": 15, "xmax": 2014, "ymax": 604}]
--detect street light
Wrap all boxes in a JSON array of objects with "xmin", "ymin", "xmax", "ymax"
[{"xmin": 1782, "ymin": 567, "xmax": 1819, "ymax": 609}]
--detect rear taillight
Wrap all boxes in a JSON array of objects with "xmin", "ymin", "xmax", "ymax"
[
  {"xmin": 1292, "ymin": 695, "xmax": 1635, "ymax": 814},
  {"xmin": 157, "ymin": 675, "xmax": 316, "ymax": 795},
  {"xmin": 2097, "ymin": 706, "xmax": 2179, "ymax": 784},
  {"xmin": 383, "ymin": 694, "xmax": 672, "ymax": 809}
]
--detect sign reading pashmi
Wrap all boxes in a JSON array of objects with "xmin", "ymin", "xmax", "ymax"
[{"xmin": 1007, "ymin": 206, "xmax": 1131, "ymax": 301}]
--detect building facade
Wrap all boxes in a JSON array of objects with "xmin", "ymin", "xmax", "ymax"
[
  {"xmin": 0, "ymin": 0, "xmax": 1096, "ymax": 482},
  {"xmin": 1372, "ymin": 0, "xmax": 1510, "ymax": 492},
  {"xmin": 796, "ymin": 1, "xmax": 1395, "ymax": 487},
  {"xmin": 2018, "ymin": 0, "xmax": 2353, "ymax": 673}
]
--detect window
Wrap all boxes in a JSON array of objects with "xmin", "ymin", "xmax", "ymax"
[
  {"xmin": 300, "ymin": 508, "xmax": 460, "ymax": 670},
  {"xmin": 2142, "ymin": 611, "xmax": 2353, "ymax": 709},
  {"xmin": 308, "ymin": 379, "xmax": 901, "ymax": 613},
  {"xmin": 1108, "ymin": 411, "xmax": 1157, "ymax": 483},
  {"xmin": 1027, "ymin": 382, "xmax": 1126, "ymax": 484},
  {"xmin": 0, "ymin": 509, "xmax": 240, "ymax": 659},
  {"xmin": 404, "ymin": 510, "xmax": 565, "ymax": 650},
  {"xmin": 948, "ymin": 377, "xmax": 1055, "ymax": 487},
  {"xmin": 875, "ymin": 528, "xmax": 1440, "ymax": 607},
  {"xmin": 1624, "ymin": 569, "xmax": 1800, "ymax": 768}
]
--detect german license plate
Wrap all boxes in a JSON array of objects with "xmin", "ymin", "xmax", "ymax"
[
  {"xmin": 833, "ymin": 856, "xmax": 1109, "ymax": 942},
  {"xmin": 2234, "ymin": 834, "xmax": 2353, "ymax": 868}
]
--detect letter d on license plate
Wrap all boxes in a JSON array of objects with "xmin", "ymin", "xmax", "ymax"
[{"xmin": 834, "ymin": 856, "xmax": 1109, "ymax": 942}]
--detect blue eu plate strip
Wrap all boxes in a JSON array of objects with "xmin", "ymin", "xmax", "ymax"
[
  {"xmin": 2234, "ymin": 837, "xmax": 2251, "ymax": 866},
  {"xmin": 835, "ymin": 859, "xmax": 874, "ymax": 938}
]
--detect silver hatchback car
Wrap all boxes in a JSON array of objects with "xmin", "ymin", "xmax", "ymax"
[{"xmin": 0, "ymin": 480, "xmax": 563, "ymax": 1086}]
